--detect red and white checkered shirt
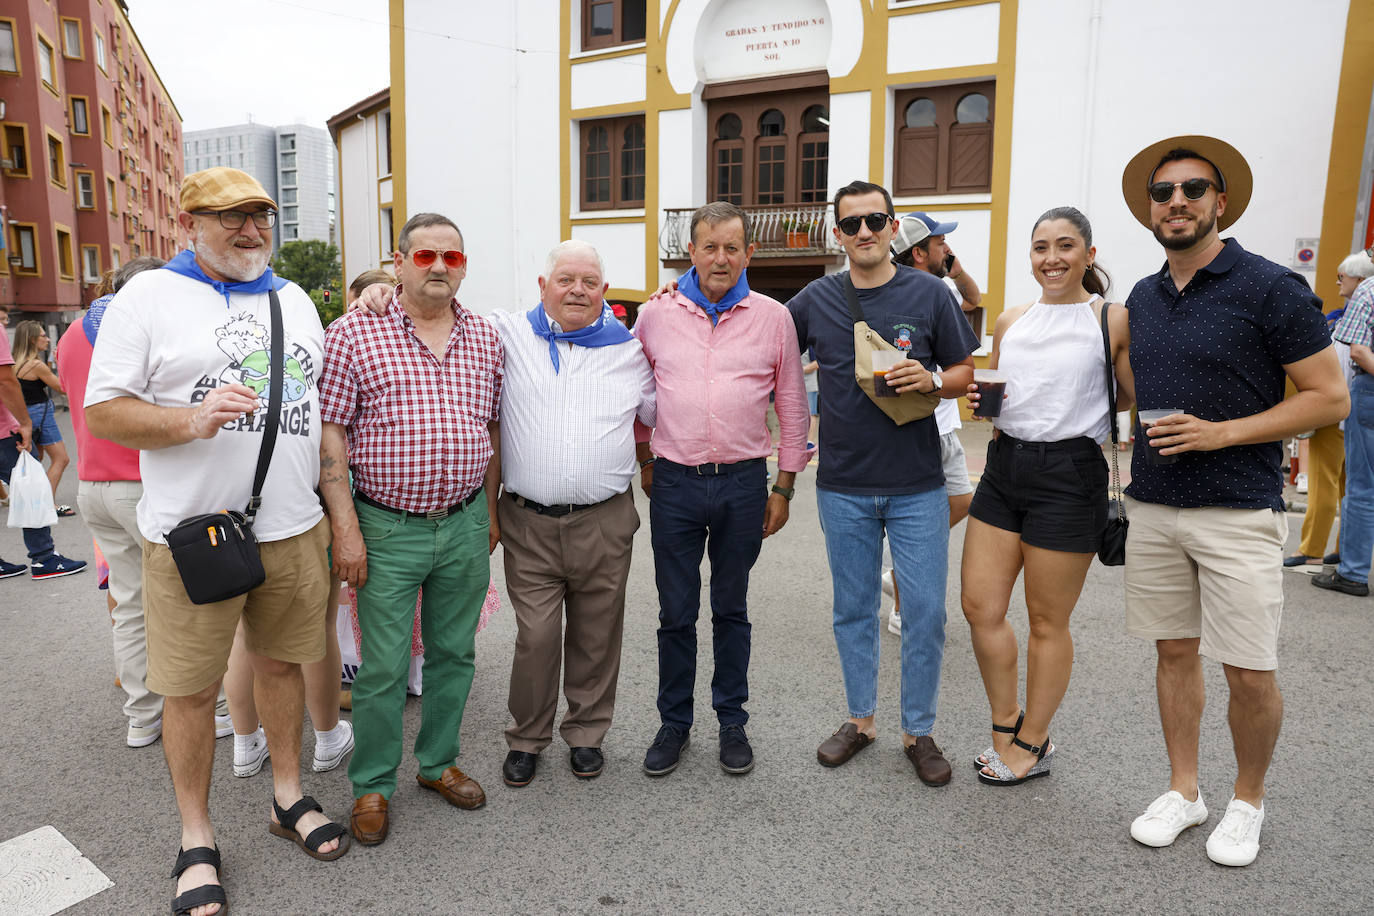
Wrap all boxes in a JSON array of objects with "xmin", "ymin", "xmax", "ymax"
[{"xmin": 319, "ymin": 289, "xmax": 503, "ymax": 513}]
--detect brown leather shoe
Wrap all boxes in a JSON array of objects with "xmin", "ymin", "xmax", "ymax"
[
  {"xmin": 817, "ymin": 722, "xmax": 875, "ymax": 767},
  {"xmin": 350, "ymin": 793, "xmax": 389, "ymax": 845},
  {"xmin": 416, "ymin": 766, "xmax": 486, "ymax": 810},
  {"xmin": 905, "ymin": 735, "xmax": 952, "ymax": 786}
]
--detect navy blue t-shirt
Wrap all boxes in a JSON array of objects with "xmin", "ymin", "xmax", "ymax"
[
  {"xmin": 1127, "ymin": 238, "xmax": 1331, "ymax": 510},
  {"xmin": 789, "ymin": 266, "xmax": 979, "ymax": 495}
]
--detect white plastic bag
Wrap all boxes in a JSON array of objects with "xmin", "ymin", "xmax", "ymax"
[{"xmin": 6, "ymin": 450, "xmax": 57, "ymax": 528}]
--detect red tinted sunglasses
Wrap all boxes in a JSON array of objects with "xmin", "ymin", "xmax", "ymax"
[{"xmin": 407, "ymin": 248, "xmax": 467, "ymax": 270}]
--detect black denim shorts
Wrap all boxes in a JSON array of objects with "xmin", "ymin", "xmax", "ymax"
[{"xmin": 969, "ymin": 432, "xmax": 1109, "ymax": 553}]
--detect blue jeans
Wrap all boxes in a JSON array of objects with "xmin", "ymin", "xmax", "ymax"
[
  {"xmin": 1338, "ymin": 373, "xmax": 1374, "ymax": 582},
  {"xmin": 817, "ymin": 485, "xmax": 948, "ymax": 736},
  {"xmin": 0, "ymin": 434, "xmax": 55, "ymax": 562},
  {"xmin": 650, "ymin": 458, "xmax": 767, "ymax": 731}
]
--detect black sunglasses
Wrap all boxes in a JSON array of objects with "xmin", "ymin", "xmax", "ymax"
[
  {"xmin": 837, "ymin": 212, "xmax": 892, "ymax": 236},
  {"xmin": 1148, "ymin": 179, "xmax": 1221, "ymax": 204}
]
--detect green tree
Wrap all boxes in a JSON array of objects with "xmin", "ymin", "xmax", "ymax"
[{"xmin": 272, "ymin": 239, "xmax": 343, "ymax": 325}]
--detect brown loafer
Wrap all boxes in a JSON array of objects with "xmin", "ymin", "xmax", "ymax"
[
  {"xmin": 905, "ymin": 735, "xmax": 952, "ymax": 786},
  {"xmin": 417, "ymin": 765, "xmax": 486, "ymax": 810},
  {"xmin": 817, "ymin": 722, "xmax": 875, "ymax": 767},
  {"xmin": 350, "ymin": 793, "xmax": 389, "ymax": 846}
]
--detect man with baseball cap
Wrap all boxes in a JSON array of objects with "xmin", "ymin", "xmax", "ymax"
[
  {"xmin": 87, "ymin": 167, "xmax": 348, "ymax": 914},
  {"xmin": 892, "ymin": 211, "xmax": 983, "ymax": 313},
  {"xmin": 1118, "ymin": 137, "xmax": 1346, "ymax": 867}
]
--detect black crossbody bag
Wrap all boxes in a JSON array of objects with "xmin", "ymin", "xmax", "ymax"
[
  {"xmin": 165, "ymin": 288, "xmax": 284, "ymax": 604},
  {"xmin": 1098, "ymin": 301, "xmax": 1128, "ymax": 566}
]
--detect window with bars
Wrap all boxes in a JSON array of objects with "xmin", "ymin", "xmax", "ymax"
[
  {"xmin": 579, "ymin": 115, "xmax": 646, "ymax": 210},
  {"xmin": 893, "ymin": 81, "xmax": 994, "ymax": 196}
]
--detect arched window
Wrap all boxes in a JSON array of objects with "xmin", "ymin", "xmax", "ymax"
[
  {"xmin": 713, "ymin": 114, "xmax": 744, "ymax": 203},
  {"xmin": 579, "ymin": 115, "xmax": 646, "ymax": 210},
  {"xmin": 799, "ymin": 105, "xmax": 829, "ymax": 203},
  {"xmin": 894, "ymin": 81, "xmax": 995, "ymax": 195},
  {"xmin": 755, "ymin": 109, "xmax": 786, "ymax": 205}
]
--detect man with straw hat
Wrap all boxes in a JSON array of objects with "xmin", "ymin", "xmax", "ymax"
[{"xmin": 1118, "ymin": 137, "xmax": 1347, "ymax": 867}]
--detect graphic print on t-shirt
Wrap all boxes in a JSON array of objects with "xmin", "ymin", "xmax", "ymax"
[{"xmin": 189, "ymin": 310, "xmax": 317, "ymax": 437}]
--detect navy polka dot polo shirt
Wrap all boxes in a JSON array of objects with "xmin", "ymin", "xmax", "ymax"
[{"xmin": 1126, "ymin": 238, "xmax": 1330, "ymax": 510}]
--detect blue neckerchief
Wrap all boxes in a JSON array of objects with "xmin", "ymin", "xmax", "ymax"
[
  {"xmin": 678, "ymin": 267, "xmax": 750, "ymax": 325},
  {"xmin": 161, "ymin": 249, "xmax": 287, "ymax": 306},
  {"xmin": 525, "ymin": 303, "xmax": 633, "ymax": 373},
  {"xmin": 83, "ymin": 294, "xmax": 114, "ymax": 346}
]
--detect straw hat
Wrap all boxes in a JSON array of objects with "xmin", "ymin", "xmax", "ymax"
[{"xmin": 1121, "ymin": 135, "xmax": 1251, "ymax": 231}]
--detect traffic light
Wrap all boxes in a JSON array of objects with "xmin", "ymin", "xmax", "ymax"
[{"xmin": 322, "ymin": 290, "xmax": 331, "ymax": 304}]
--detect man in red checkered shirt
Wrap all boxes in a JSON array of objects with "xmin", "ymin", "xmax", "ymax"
[{"xmin": 318, "ymin": 212, "xmax": 504, "ymax": 848}]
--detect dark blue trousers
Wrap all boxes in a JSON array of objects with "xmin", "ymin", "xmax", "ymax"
[{"xmin": 650, "ymin": 458, "xmax": 767, "ymax": 731}]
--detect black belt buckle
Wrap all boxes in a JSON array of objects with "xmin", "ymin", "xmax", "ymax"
[{"xmin": 693, "ymin": 463, "xmax": 724, "ymax": 476}]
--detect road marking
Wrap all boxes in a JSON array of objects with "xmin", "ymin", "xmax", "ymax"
[{"xmin": 0, "ymin": 826, "xmax": 113, "ymax": 916}]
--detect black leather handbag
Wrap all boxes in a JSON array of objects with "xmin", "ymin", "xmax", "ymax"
[
  {"xmin": 1098, "ymin": 303, "xmax": 1128, "ymax": 566},
  {"xmin": 165, "ymin": 288, "xmax": 283, "ymax": 604}
]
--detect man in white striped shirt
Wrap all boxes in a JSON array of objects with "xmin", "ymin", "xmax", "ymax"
[{"xmin": 488, "ymin": 240, "xmax": 656, "ymax": 788}]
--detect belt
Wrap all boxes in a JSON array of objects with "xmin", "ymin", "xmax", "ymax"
[
  {"xmin": 994, "ymin": 432, "xmax": 1098, "ymax": 458},
  {"xmin": 355, "ymin": 490, "xmax": 480, "ymax": 520},
  {"xmin": 507, "ymin": 491, "xmax": 612, "ymax": 518},
  {"xmin": 655, "ymin": 457, "xmax": 764, "ymax": 476}
]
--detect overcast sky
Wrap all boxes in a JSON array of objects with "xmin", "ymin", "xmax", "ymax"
[{"xmin": 125, "ymin": 0, "xmax": 391, "ymax": 133}]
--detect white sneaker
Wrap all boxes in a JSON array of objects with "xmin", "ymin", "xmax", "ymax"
[
  {"xmin": 214, "ymin": 713, "xmax": 234, "ymax": 739},
  {"xmin": 887, "ymin": 609, "xmax": 902, "ymax": 636},
  {"xmin": 126, "ymin": 718, "xmax": 163, "ymax": 748},
  {"xmin": 233, "ymin": 728, "xmax": 270, "ymax": 777},
  {"xmin": 1130, "ymin": 789, "xmax": 1208, "ymax": 847},
  {"xmin": 312, "ymin": 719, "xmax": 355, "ymax": 773},
  {"xmin": 1206, "ymin": 797, "xmax": 1264, "ymax": 867},
  {"xmin": 881, "ymin": 568, "xmax": 895, "ymax": 598}
]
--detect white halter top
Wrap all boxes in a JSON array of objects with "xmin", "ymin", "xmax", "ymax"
[{"xmin": 994, "ymin": 296, "xmax": 1110, "ymax": 443}]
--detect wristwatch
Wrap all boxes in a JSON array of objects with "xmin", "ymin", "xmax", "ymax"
[
  {"xmin": 928, "ymin": 372, "xmax": 943, "ymax": 393},
  {"xmin": 770, "ymin": 484, "xmax": 795, "ymax": 501}
]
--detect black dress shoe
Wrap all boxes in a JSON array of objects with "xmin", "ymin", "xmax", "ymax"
[
  {"xmin": 569, "ymin": 746, "xmax": 603, "ymax": 779},
  {"xmin": 1312, "ymin": 570, "xmax": 1370, "ymax": 596},
  {"xmin": 502, "ymin": 750, "xmax": 538, "ymax": 787}
]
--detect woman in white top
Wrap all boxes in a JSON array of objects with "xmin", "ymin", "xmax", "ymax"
[{"xmin": 961, "ymin": 207, "xmax": 1134, "ymax": 785}]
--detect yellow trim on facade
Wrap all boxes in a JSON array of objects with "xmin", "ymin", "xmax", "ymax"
[
  {"xmin": 73, "ymin": 168, "xmax": 96, "ymax": 208},
  {"xmin": 59, "ymin": 16, "xmax": 84, "ymax": 59},
  {"xmin": 606, "ymin": 287, "xmax": 646, "ymax": 301},
  {"xmin": 11, "ymin": 222, "xmax": 40, "ymax": 276},
  {"xmin": 80, "ymin": 243, "xmax": 101, "ymax": 282},
  {"xmin": 980, "ymin": 0, "xmax": 1017, "ymax": 347},
  {"xmin": 0, "ymin": 17, "xmax": 22, "ymax": 78},
  {"xmin": 45, "ymin": 128, "xmax": 67, "ymax": 189},
  {"xmin": 571, "ymin": 44, "xmax": 649, "ymax": 64},
  {"xmin": 885, "ymin": 63, "xmax": 999, "ymax": 87},
  {"xmin": 570, "ymin": 100, "xmax": 650, "ymax": 119},
  {"xmin": 54, "ymin": 224, "xmax": 76, "ymax": 280},
  {"xmin": 35, "ymin": 28, "xmax": 60, "ymax": 97},
  {"xmin": 1317, "ymin": 7, "xmax": 1374, "ymax": 308},
  {"xmin": 389, "ymin": 0, "xmax": 406, "ymax": 228},
  {"xmin": 571, "ymin": 215, "xmax": 646, "ymax": 225},
  {"xmin": 888, "ymin": 0, "xmax": 1000, "ymax": 17},
  {"xmin": 894, "ymin": 201, "xmax": 993, "ymax": 212},
  {"xmin": 560, "ymin": 2, "xmax": 572, "ymax": 245}
]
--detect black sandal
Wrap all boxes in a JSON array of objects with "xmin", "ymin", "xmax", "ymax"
[
  {"xmin": 171, "ymin": 845, "xmax": 227, "ymax": 916},
  {"xmin": 268, "ymin": 795, "xmax": 351, "ymax": 861},
  {"xmin": 972, "ymin": 710, "xmax": 1024, "ymax": 771}
]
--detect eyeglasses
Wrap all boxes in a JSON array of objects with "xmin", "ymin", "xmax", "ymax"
[
  {"xmin": 1147, "ymin": 179, "xmax": 1221, "ymax": 204},
  {"xmin": 407, "ymin": 248, "xmax": 467, "ymax": 270},
  {"xmin": 837, "ymin": 212, "xmax": 893, "ymax": 236},
  {"xmin": 193, "ymin": 209, "xmax": 277, "ymax": 229}
]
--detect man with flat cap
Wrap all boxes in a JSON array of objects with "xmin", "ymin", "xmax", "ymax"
[
  {"xmin": 87, "ymin": 167, "xmax": 348, "ymax": 916},
  {"xmin": 1118, "ymin": 136, "xmax": 1346, "ymax": 867}
]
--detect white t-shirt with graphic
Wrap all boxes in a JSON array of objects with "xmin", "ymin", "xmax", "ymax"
[{"xmin": 86, "ymin": 268, "xmax": 325, "ymax": 543}]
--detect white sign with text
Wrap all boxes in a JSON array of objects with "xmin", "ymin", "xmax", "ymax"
[{"xmin": 696, "ymin": 0, "xmax": 832, "ymax": 83}]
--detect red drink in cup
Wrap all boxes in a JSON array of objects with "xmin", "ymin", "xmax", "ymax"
[
  {"xmin": 972, "ymin": 369, "xmax": 1007, "ymax": 419},
  {"xmin": 1137, "ymin": 409, "xmax": 1181, "ymax": 465},
  {"xmin": 872, "ymin": 351, "xmax": 901, "ymax": 398}
]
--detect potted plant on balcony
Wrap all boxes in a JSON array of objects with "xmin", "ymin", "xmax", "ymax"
[{"xmin": 783, "ymin": 218, "xmax": 812, "ymax": 249}]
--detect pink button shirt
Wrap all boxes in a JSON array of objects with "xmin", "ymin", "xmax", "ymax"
[
  {"xmin": 633, "ymin": 289, "xmax": 809, "ymax": 472},
  {"xmin": 55, "ymin": 322, "xmax": 142, "ymax": 481},
  {"xmin": 0, "ymin": 330, "xmax": 18, "ymax": 438}
]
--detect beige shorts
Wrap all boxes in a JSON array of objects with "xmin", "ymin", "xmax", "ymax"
[
  {"xmin": 143, "ymin": 518, "xmax": 331, "ymax": 696},
  {"xmin": 1123, "ymin": 496, "xmax": 1286, "ymax": 670}
]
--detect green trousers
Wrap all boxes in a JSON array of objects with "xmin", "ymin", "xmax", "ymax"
[{"xmin": 348, "ymin": 496, "xmax": 489, "ymax": 798}]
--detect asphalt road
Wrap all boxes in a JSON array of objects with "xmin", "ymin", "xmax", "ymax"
[{"xmin": 1, "ymin": 415, "xmax": 1371, "ymax": 915}]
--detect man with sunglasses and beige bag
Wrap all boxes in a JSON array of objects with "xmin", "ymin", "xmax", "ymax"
[{"xmin": 788, "ymin": 180, "xmax": 977, "ymax": 785}]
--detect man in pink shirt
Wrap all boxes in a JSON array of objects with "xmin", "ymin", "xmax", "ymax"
[{"xmin": 634, "ymin": 201, "xmax": 810, "ymax": 777}]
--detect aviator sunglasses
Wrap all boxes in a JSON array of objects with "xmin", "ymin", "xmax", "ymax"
[
  {"xmin": 407, "ymin": 248, "xmax": 467, "ymax": 270},
  {"xmin": 1147, "ymin": 178, "xmax": 1222, "ymax": 204},
  {"xmin": 837, "ymin": 212, "xmax": 893, "ymax": 236}
]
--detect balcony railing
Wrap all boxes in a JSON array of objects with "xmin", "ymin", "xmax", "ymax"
[{"xmin": 660, "ymin": 203, "xmax": 842, "ymax": 260}]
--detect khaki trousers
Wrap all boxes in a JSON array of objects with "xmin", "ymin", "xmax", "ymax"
[{"xmin": 500, "ymin": 489, "xmax": 639, "ymax": 752}]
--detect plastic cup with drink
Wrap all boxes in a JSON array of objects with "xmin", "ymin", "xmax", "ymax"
[
  {"xmin": 1137, "ymin": 409, "xmax": 1181, "ymax": 465},
  {"xmin": 971, "ymin": 369, "xmax": 1007, "ymax": 419},
  {"xmin": 872, "ymin": 351, "xmax": 902, "ymax": 398}
]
